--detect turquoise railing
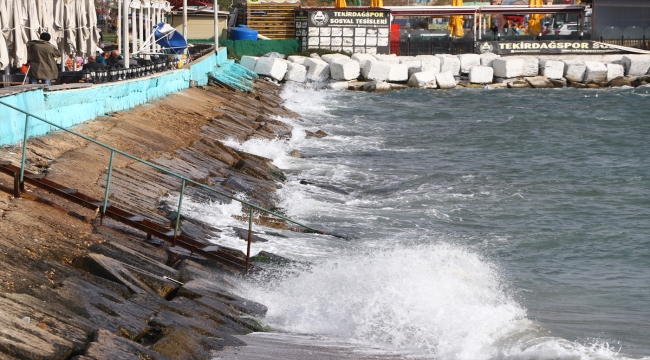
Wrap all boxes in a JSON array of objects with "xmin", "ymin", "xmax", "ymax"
[{"xmin": 0, "ymin": 100, "xmax": 324, "ymax": 273}]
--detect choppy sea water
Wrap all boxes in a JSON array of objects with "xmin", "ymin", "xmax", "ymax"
[{"xmin": 189, "ymin": 84, "xmax": 650, "ymax": 359}]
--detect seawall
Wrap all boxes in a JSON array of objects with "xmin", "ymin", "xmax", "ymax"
[{"xmin": 0, "ymin": 48, "xmax": 228, "ymax": 146}]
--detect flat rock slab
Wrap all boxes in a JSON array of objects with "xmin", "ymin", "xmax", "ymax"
[
  {"xmin": 232, "ymin": 226, "xmax": 269, "ymax": 242},
  {"xmin": 508, "ymin": 80, "xmax": 532, "ymax": 88},
  {"xmin": 84, "ymin": 329, "xmax": 173, "ymax": 360},
  {"xmin": 525, "ymin": 76, "xmax": 554, "ymax": 88}
]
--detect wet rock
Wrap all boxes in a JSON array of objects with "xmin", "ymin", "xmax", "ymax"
[
  {"xmin": 231, "ymin": 227, "xmax": 269, "ymax": 243},
  {"xmin": 632, "ymin": 75, "xmax": 650, "ymax": 87},
  {"xmin": 289, "ymin": 150, "xmax": 300, "ymax": 157},
  {"xmin": 507, "ymin": 80, "xmax": 532, "ymax": 89},
  {"xmin": 362, "ymin": 80, "xmax": 391, "ymax": 92},
  {"xmin": 525, "ymin": 76, "xmax": 554, "ymax": 89},
  {"xmin": 84, "ymin": 329, "xmax": 172, "ymax": 360},
  {"xmin": 299, "ymin": 179, "xmax": 349, "ymax": 195},
  {"xmin": 550, "ymin": 78, "xmax": 567, "ymax": 88}
]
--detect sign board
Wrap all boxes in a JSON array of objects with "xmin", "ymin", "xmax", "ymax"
[
  {"xmin": 478, "ymin": 40, "xmax": 622, "ymax": 55},
  {"xmin": 295, "ymin": 9, "xmax": 391, "ymax": 54}
]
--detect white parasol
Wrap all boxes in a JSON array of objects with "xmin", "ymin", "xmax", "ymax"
[
  {"xmin": 25, "ymin": 0, "xmax": 41, "ymax": 41},
  {"xmin": 63, "ymin": 0, "xmax": 77, "ymax": 56},
  {"xmin": 0, "ymin": 0, "xmax": 10, "ymax": 70},
  {"xmin": 85, "ymin": 0, "xmax": 100, "ymax": 56},
  {"xmin": 75, "ymin": 0, "xmax": 88, "ymax": 57},
  {"xmin": 10, "ymin": 0, "xmax": 29, "ymax": 67},
  {"xmin": 37, "ymin": 0, "xmax": 57, "ymax": 45}
]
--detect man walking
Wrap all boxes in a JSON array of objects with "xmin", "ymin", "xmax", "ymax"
[{"xmin": 26, "ymin": 33, "xmax": 59, "ymax": 86}]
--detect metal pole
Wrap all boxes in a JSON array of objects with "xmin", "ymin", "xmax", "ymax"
[
  {"xmin": 183, "ymin": 0, "xmax": 188, "ymax": 41},
  {"xmin": 123, "ymin": 0, "xmax": 129, "ymax": 67},
  {"xmin": 117, "ymin": 0, "xmax": 122, "ymax": 52},
  {"xmin": 146, "ymin": 2, "xmax": 151, "ymax": 58},
  {"xmin": 139, "ymin": 2, "xmax": 144, "ymax": 55},
  {"xmin": 246, "ymin": 206, "xmax": 253, "ymax": 274},
  {"xmin": 20, "ymin": 114, "xmax": 29, "ymax": 186},
  {"xmin": 173, "ymin": 179, "xmax": 186, "ymax": 246},
  {"xmin": 61, "ymin": 0, "xmax": 66, "ymax": 72},
  {"xmin": 214, "ymin": 2, "xmax": 218, "ymax": 51},
  {"xmin": 102, "ymin": 150, "xmax": 115, "ymax": 216}
]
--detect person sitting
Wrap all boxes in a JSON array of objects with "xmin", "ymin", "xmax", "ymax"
[
  {"xmin": 97, "ymin": 51, "xmax": 109, "ymax": 65},
  {"xmin": 106, "ymin": 50, "xmax": 122, "ymax": 67},
  {"xmin": 83, "ymin": 56, "xmax": 105, "ymax": 71},
  {"xmin": 26, "ymin": 32, "xmax": 59, "ymax": 86}
]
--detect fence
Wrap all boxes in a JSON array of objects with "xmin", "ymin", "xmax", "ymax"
[
  {"xmin": 599, "ymin": 37, "xmax": 650, "ymax": 51},
  {"xmin": 0, "ymin": 100, "xmax": 324, "ymax": 274},
  {"xmin": 390, "ymin": 38, "xmax": 476, "ymax": 56}
]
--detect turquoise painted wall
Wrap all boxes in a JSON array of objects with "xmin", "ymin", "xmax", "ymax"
[{"xmin": 0, "ymin": 48, "xmax": 228, "ymax": 146}]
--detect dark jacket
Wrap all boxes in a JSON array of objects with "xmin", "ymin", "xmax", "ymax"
[
  {"xmin": 27, "ymin": 40, "xmax": 59, "ymax": 80},
  {"xmin": 107, "ymin": 55, "xmax": 122, "ymax": 67},
  {"xmin": 83, "ymin": 62, "xmax": 106, "ymax": 71}
]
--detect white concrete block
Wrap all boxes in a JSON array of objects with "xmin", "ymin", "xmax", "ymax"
[
  {"xmin": 351, "ymin": 53, "xmax": 376, "ymax": 70},
  {"xmin": 436, "ymin": 55, "xmax": 461, "ymax": 75},
  {"xmin": 416, "ymin": 55, "xmax": 441, "ymax": 74},
  {"xmin": 399, "ymin": 57, "xmax": 423, "ymax": 77},
  {"xmin": 522, "ymin": 58, "xmax": 539, "ymax": 77},
  {"xmin": 362, "ymin": 60, "xmax": 391, "ymax": 81},
  {"xmin": 436, "ymin": 71, "xmax": 456, "ymax": 89},
  {"xmin": 407, "ymin": 71, "xmax": 437, "ymax": 88},
  {"xmin": 584, "ymin": 61, "xmax": 608, "ymax": 83},
  {"xmin": 374, "ymin": 54, "xmax": 400, "ymax": 64},
  {"xmin": 621, "ymin": 55, "xmax": 650, "ymax": 76},
  {"xmin": 387, "ymin": 64, "xmax": 409, "ymax": 82},
  {"xmin": 240, "ymin": 56, "xmax": 259, "ymax": 72},
  {"xmin": 606, "ymin": 63, "xmax": 625, "ymax": 82},
  {"xmin": 492, "ymin": 58, "xmax": 524, "ymax": 78},
  {"xmin": 539, "ymin": 60, "xmax": 564, "ymax": 79},
  {"xmin": 330, "ymin": 58, "xmax": 360, "ymax": 81},
  {"xmin": 287, "ymin": 55, "xmax": 307, "ymax": 65},
  {"xmin": 328, "ymin": 81, "xmax": 350, "ymax": 90},
  {"xmin": 304, "ymin": 58, "xmax": 330, "ymax": 81},
  {"xmin": 479, "ymin": 53, "xmax": 500, "ymax": 67},
  {"xmin": 254, "ymin": 57, "xmax": 288, "ymax": 81},
  {"xmin": 469, "ymin": 66, "xmax": 494, "ymax": 84},
  {"xmin": 284, "ymin": 63, "xmax": 307, "ymax": 83},
  {"xmin": 321, "ymin": 53, "xmax": 350, "ymax": 64},
  {"xmin": 362, "ymin": 80, "xmax": 392, "ymax": 92},
  {"xmin": 563, "ymin": 60, "xmax": 586, "ymax": 83},
  {"xmin": 457, "ymin": 54, "xmax": 481, "ymax": 74}
]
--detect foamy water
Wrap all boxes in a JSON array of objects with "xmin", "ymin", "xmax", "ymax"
[{"xmin": 187, "ymin": 83, "xmax": 649, "ymax": 359}]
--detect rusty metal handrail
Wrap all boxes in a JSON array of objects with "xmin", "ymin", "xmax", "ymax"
[{"xmin": 0, "ymin": 100, "xmax": 324, "ymax": 274}]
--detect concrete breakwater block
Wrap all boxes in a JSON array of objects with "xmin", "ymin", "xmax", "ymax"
[
  {"xmin": 352, "ymin": 53, "xmax": 376, "ymax": 70},
  {"xmin": 540, "ymin": 60, "xmax": 564, "ymax": 79},
  {"xmin": 330, "ymin": 58, "xmax": 360, "ymax": 81},
  {"xmin": 407, "ymin": 71, "xmax": 437, "ymax": 88},
  {"xmin": 493, "ymin": 58, "xmax": 524, "ymax": 78},
  {"xmin": 416, "ymin": 55, "xmax": 441, "ymax": 74},
  {"xmin": 374, "ymin": 54, "xmax": 400, "ymax": 64},
  {"xmin": 622, "ymin": 55, "xmax": 650, "ymax": 76},
  {"xmin": 362, "ymin": 60, "xmax": 391, "ymax": 81},
  {"xmin": 523, "ymin": 58, "xmax": 540, "ymax": 77},
  {"xmin": 253, "ymin": 57, "xmax": 287, "ymax": 81},
  {"xmin": 387, "ymin": 64, "xmax": 409, "ymax": 82},
  {"xmin": 240, "ymin": 56, "xmax": 259, "ymax": 72},
  {"xmin": 284, "ymin": 62, "xmax": 307, "ymax": 83},
  {"xmin": 480, "ymin": 53, "xmax": 500, "ymax": 67},
  {"xmin": 304, "ymin": 58, "xmax": 330, "ymax": 81},
  {"xmin": 437, "ymin": 55, "xmax": 461, "ymax": 75},
  {"xmin": 469, "ymin": 66, "xmax": 494, "ymax": 84},
  {"xmin": 525, "ymin": 76, "xmax": 554, "ymax": 88},
  {"xmin": 584, "ymin": 61, "xmax": 608, "ymax": 83},
  {"xmin": 563, "ymin": 60, "xmax": 586, "ymax": 83},
  {"xmin": 328, "ymin": 81, "xmax": 351, "ymax": 90},
  {"xmin": 458, "ymin": 54, "xmax": 480, "ymax": 74},
  {"xmin": 287, "ymin": 55, "xmax": 307, "ymax": 65},
  {"xmin": 321, "ymin": 53, "xmax": 350, "ymax": 64},
  {"xmin": 606, "ymin": 63, "xmax": 625, "ymax": 82},
  {"xmin": 436, "ymin": 71, "xmax": 456, "ymax": 89},
  {"xmin": 399, "ymin": 56, "xmax": 422, "ymax": 77}
]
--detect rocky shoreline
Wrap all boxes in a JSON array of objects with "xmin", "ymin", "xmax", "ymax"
[
  {"xmin": 0, "ymin": 80, "xmax": 308, "ymax": 359},
  {"xmin": 240, "ymin": 52, "xmax": 650, "ymax": 92}
]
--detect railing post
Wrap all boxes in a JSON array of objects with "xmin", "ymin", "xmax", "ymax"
[
  {"xmin": 101, "ymin": 150, "xmax": 115, "ymax": 225},
  {"xmin": 173, "ymin": 179, "xmax": 186, "ymax": 246},
  {"xmin": 19, "ymin": 114, "xmax": 29, "ymax": 192},
  {"xmin": 246, "ymin": 205, "xmax": 253, "ymax": 274}
]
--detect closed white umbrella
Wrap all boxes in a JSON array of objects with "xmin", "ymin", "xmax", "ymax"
[
  {"xmin": 63, "ymin": 0, "xmax": 77, "ymax": 56},
  {"xmin": 75, "ymin": 0, "xmax": 88, "ymax": 57},
  {"xmin": 0, "ymin": 0, "xmax": 10, "ymax": 70},
  {"xmin": 25, "ymin": 0, "xmax": 40, "ymax": 41},
  {"xmin": 37, "ymin": 0, "xmax": 56, "ymax": 45},
  {"xmin": 10, "ymin": 0, "xmax": 29, "ymax": 67},
  {"xmin": 85, "ymin": 0, "xmax": 100, "ymax": 56}
]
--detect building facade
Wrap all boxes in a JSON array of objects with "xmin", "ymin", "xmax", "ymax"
[{"xmin": 591, "ymin": 0, "xmax": 650, "ymax": 39}]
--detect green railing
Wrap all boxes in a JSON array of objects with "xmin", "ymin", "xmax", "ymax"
[{"xmin": 0, "ymin": 100, "xmax": 324, "ymax": 273}]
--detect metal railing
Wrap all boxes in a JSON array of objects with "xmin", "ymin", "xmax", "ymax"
[
  {"xmin": 390, "ymin": 38, "xmax": 476, "ymax": 56},
  {"xmin": 0, "ymin": 100, "xmax": 324, "ymax": 274},
  {"xmin": 599, "ymin": 36, "xmax": 650, "ymax": 51}
]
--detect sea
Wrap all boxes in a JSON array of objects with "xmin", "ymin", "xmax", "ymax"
[{"xmin": 182, "ymin": 83, "xmax": 650, "ymax": 359}]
